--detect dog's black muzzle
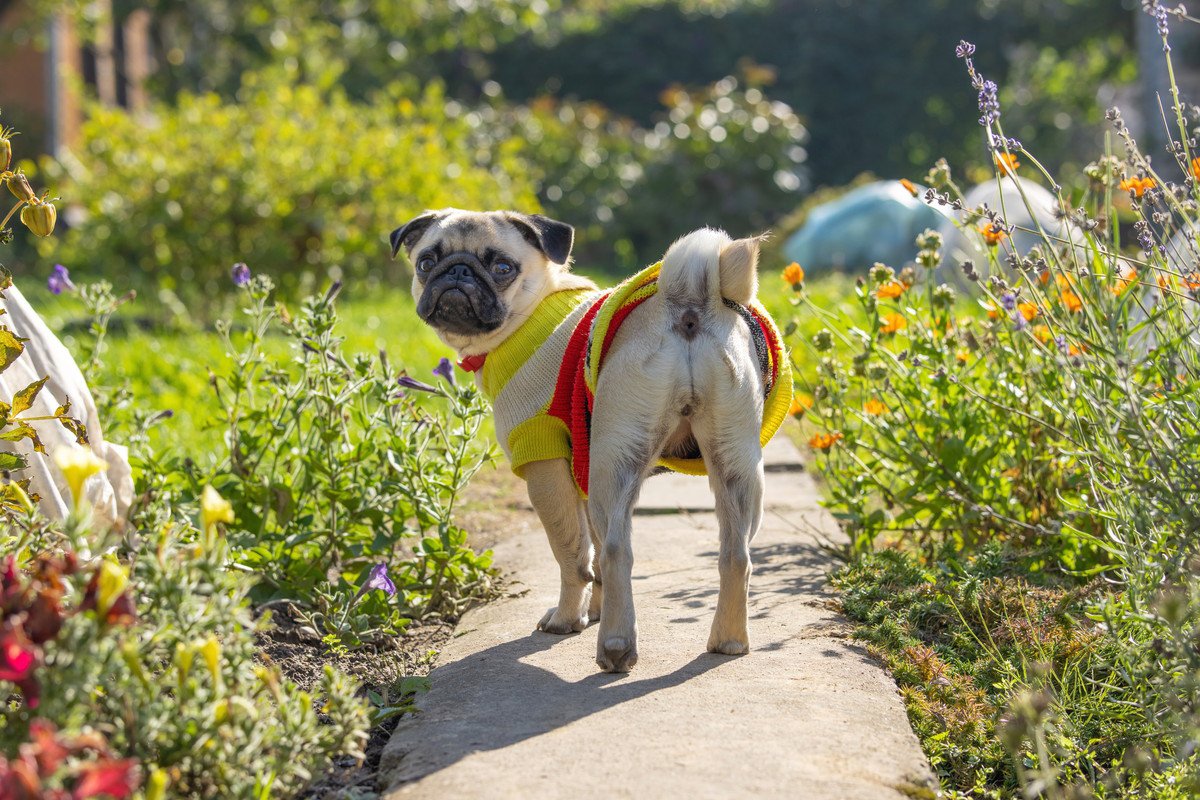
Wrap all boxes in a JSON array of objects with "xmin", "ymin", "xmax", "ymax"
[{"xmin": 416, "ymin": 253, "xmax": 506, "ymax": 335}]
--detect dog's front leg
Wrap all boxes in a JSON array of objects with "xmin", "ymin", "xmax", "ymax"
[{"xmin": 525, "ymin": 458, "xmax": 594, "ymax": 634}]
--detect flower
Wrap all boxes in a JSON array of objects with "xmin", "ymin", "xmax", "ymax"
[
  {"xmin": 876, "ymin": 281, "xmax": 906, "ymax": 300},
  {"xmin": 200, "ymin": 485, "xmax": 234, "ymax": 534},
  {"xmin": 230, "ymin": 262, "xmax": 252, "ymax": 287},
  {"xmin": 73, "ymin": 759, "xmax": 140, "ymax": 799},
  {"xmin": 0, "ymin": 620, "xmax": 39, "ymax": 708},
  {"xmin": 1068, "ymin": 343, "xmax": 1084, "ymax": 357},
  {"xmin": 955, "ymin": 349, "xmax": 970, "ymax": 363},
  {"xmin": 1191, "ymin": 157, "xmax": 1200, "ymax": 182},
  {"xmin": 980, "ymin": 222, "xmax": 1007, "ymax": 246},
  {"xmin": 81, "ymin": 563, "xmax": 137, "ymax": 627},
  {"xmin": 47, "ymin": 264, "xmax": 75, "ymax": 295},
  {"xmin": 999, "ymin": 292, "xmax": 1017, "ymax": 312},
  {"xmin": 1061, "ymin": 290, "xmax": 1083, "ymax": 313},
  {"xmin": 19, "ymin": 201, "xmax": 56, "ymax": 237},
  {"xmin": 863, "ymin": 398, "xmax": 888, "ymax": 415},
  {"xmin": 789, "ymin": 393, "xmax": 813, "ymax": 417},
  {"xmin": 1185, "ymin": 271, "xmax": 1200, "ymax": 291},
  {"xmin": 1111, "ymin": 267, "xmax": 1138, "ymax": 295},
  {"xmin": 1118, "ymin": 176, "xmax": 1155, "ymax": 197},
  {"xmin": 994, "ymin": 152, "xmax": 1019, "ymax": 175},
  {"xmin": 364, "ymin": 563, "xmax": 397, "ymax": 597},
  {"xmin": 1017, "ymin": 302, "xmax": 1038, "ymax": 322},
  {"xmin": 782, "ymin": 262, "xmax": 805, "ymax": 287},
  {"xmin": 432, "ymin": 357, "xmax": 456, "ymax": 387},
  {"xmin": 54, "ymin": 448, "xmax": 107, "ymax": 510},
  {"xmin": 1157, "ymin": 273, "xmax": 1174, "ymax": 291},
  {"xmin": 1031, "ymin": 325, "xmax": 1052, "ymax": 344},
  {"xmin": 899, "ymin": 179, "xmax": 918, "ymax": 197},
  {"xmin": 199, "ymin": 635, "xmax": 222, "ymax": 684},
  {"xmin": 880, "ymin": 313, "xmax": 907, "ymax": 334},
  {"xmin": 808, "ymin": 432, "xmax": 844, "ymax": 451},
  {"xmin": 398, "ymin": 374, "xmax": 439, "ymax": 393}
]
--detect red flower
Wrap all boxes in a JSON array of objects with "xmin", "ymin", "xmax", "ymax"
[
  {"xmin": 72, "ymin": 759, "xmax": 139, "ymax": 799},
  {"xmin": 0, "ymin": 620, "xmax": 40, "ymax": 708}
]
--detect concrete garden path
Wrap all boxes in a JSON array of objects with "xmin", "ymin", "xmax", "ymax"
[{"xmin": 379, "ymin": 437, "xmax": 935, "ymax": 799}]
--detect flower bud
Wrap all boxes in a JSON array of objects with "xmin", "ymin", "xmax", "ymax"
[
  {"xmin": 145, "ymin": 769, "xmax": 169, "ymax": 800},
  {"xmin": 0, "ymin": 137, "xmax": 10, "ymax": 171},
  {"xmin": 6, "ymin": 171, "xmax": 35, "ymax": 204},
  {"xmin": 20, "ymin": 201, "xmax": 56, "ymax": 238},
  {"xmin": 813, "ymin": 329, "xmax": 834, "ymax": 352}
]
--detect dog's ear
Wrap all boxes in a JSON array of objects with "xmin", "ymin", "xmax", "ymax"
[
  {"xmin": 507, "ymin": 213, "xmax": 575, "ymax": 265},
  {"xmin": 390, "ymin": 211, "xmax": 444, "ymax": 259},
  {"xmin": 718, "ymin": 233, "xmax": 769, "ymax": 306}
]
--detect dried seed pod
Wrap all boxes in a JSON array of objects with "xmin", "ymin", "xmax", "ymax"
[{"xmin": 6, "ymin": 171, "xmax": 35, "ymax": 203}]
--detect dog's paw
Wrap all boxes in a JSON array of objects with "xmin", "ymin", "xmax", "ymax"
[
  {"xmin": 706, "ymin": 638, "xmax": 750, "ymax": 656},
  {"xmin": 596, "ymin": 636, "xmax": 638, "ymax": 673},
  {"xmin": 537, "ymin": 607, "xmax": 588, "ymax": 635}
]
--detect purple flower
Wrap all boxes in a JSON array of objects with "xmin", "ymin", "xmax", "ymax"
[
  {"xmin": 1000, "ymin": 292, "xmax": 1017, "ymax": 312},
  {"xmin": 977, "ymin": 79, "xmax": 1000, "ymax": 125},
  {"xmin": 398, "ymin": 374, "xmax": 439, "ymax": 393},
  {"xmin": 364, "ymin": 563, "xmax": 396, "ymax": 596},
  {"xmin": 955, "ymin": 41, "xmax": 976, "ymax": 59},
  {"xmin": 432, "ymin": 357, "xmax": 456, "ymax": 387},
  {"xmin": 231, "ymin": 262, "xmax": 252, "ymax": 287},
  {"xmin": 47, "ymin": 265, "xmax": 75, "ymax": 295}
]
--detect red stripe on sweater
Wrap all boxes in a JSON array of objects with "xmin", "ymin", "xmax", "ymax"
[{"xmin": 547, "ymin": 293, "xmax": 609, "ymax": 495}]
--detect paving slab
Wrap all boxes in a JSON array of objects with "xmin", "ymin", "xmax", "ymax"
[{"xmin": 379, "ymin": 437, "xmax": 935, "ymax": 800}]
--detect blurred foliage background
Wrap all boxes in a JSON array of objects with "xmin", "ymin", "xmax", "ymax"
[{"xmin": 4, "ymin": 0, "xmax": 1153, "ymax": 295}]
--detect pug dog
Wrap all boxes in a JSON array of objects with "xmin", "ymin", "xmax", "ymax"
[{"xmin": 391, "ymin": 209, "xmax": 787, "ymax": 673}]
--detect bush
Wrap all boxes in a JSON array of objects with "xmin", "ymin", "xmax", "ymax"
[
  {"xmin": 790, "ymin": 26, "xmax": 1200, "ymax": 798},
  {"xmin": 34, "ymin": 79, "xmax": 539, "ymax": 300}
]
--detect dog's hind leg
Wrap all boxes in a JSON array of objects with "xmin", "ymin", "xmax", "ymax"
[
  {"xmin": 693, "ymin": 419, "xmax": 764, "ymax": 656},
  {"xmin": 526, "ymin": 458, "xmax": 595, "ymax": 634}
]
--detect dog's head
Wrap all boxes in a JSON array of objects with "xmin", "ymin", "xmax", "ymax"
[{"xmin": 391, "ymin": 209, "xmax": 592, "ymax": 352}]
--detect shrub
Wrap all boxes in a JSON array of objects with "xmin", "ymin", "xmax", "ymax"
[
  {"xmin": 791, "ymin": 21, "xmax": 1200, "ymax": 798},
  {"xmin": 34, "ymin": 79, "xmax": 539, "ymax": 301}
]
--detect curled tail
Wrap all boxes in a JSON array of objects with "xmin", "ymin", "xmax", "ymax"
[{"xmin": 658, "ymin": 229, "xmax": 764, "ymax": 322}]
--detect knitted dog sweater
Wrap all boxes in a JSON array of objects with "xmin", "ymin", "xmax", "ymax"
[{"xmin": 462, "ymin": 263, "xmax": 793, "ymax": 496}]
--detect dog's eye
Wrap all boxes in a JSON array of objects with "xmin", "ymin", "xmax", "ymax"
[
  {"xmin": 417, "ymin": 256, "xmax": 435, "ymax": 273},
  {"xmin": 493, "ymin": 261, "xmax": 514, "ymax": 275}
]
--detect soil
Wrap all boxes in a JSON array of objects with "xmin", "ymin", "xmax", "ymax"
[{"xmin": 254, "ymin": 462, "xmax": 539, "ymax": 799}]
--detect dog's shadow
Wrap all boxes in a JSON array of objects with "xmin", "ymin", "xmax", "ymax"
[{"xmin": 383, "ymin": 630, "xmax": 734, "ymax": 785}]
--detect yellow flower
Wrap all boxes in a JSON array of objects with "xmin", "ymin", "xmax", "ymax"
[
  {"xmin": 789, "ymin": 392, "xmax": 814, "ymax": 417},
  {"xmin": 145, "ymin": 768, "xmax": 169, "ymax": 800},
  {"xmin": 1118, "ymin": 176, "xmax": 1155, "ymax": 197},
  {"xmin": 1017, "ymin": 301, "xmax": 1038, "ymax": 322},
  {"xmin": 880, "ymin": 312, "xmax": 907, "ymax": 334},
  {"xmin": 863, "ymin": 398, "xmax": 888, "ymax": 415},
  {"xmin": 808, "ymin": 431, "xmax": 844, "ymax": 451},
  {"xmin": 899, "ymin": 178, "xmax": 918, "ymax": 197},
  {"xmin": 54, "ymin": 448, "xmax": 107, "ymax": 510},
  {"xmin": 199, "ymin": 635, "xmax": 222, "ymax": 685},
  {"xmin": 994, "ymin": 152, "xmax": 1020, "ymax": 175},
  {"xmin": 955, "ymin": 349, "xmax": 970, "ymax": 363},
  {"xmin": 980, "ymin": 222, "xmax": 1007, "ymax": 246},
  {"xmin": 1031, "ymin": 324, "xmax": 1052, "ymax": 344},
  {"xmin": 876, "ymin": 280, "xmax": 906, "ymax": 300},
  {"xmin": 96, "ymin": 560, "xmax": 129, "ymax": 617},
  {"xmin": 782, "ymin": 262, "xmax": 805, "ymax": 287},
  {"xmin": 200, "ymin": 485, "xmax": 234, "ymax": 534}
]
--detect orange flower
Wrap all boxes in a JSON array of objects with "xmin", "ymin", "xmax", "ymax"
[
  {"xmin": 876, "ymin": 280, "xmax": 906, "ymax": 300},
  {"xmin": 1191, "ymin": 157, "xmax": 1200, "ymax": 181},
  {"xmin": 880, "ymin": 312, "xmax": 907, "ymax": 334},
  {"xmin": 980, "ymin": 222, "xmax": 1007, "ymax": 246},
  {"xmin": 1068, "ymin": 343, "xmax": 1084, "ymax": 356},
  {"xmin": 985, "ymin": 301, "xmax": 1000, "ymax": 320},
  {"xmin": 1110, "ymin": 267, "xmax": 1138, "ymax": 295},
  {"xmin": 955, "ymin": 349, "xmax": 970, "ymax": 363},
  {"xmin": 1185, "ymin": 271, "xmax": 1200, "ymax": 290},
  {"xmin": 1037, "ymin": 270, "xmax": 1051, "ymax": 286},
  {"xmin": 809, "ymin": 431, "xmax": 844, "ymax": 450},
  {"xmin": 1157, "ymin": 273, "xmax": 1175, "ymax": 291},
  {"xmin": 1031, "ymin": 324, "xmax": 1052, "ymax": 344},
  {"xmin": 863, "ymin": 398, "xmax": 888, "ymax": 415},
  {"xmin": 1118, "ymin": 176, "xmax": 1156, "ymax": 197},
  {"xmin": 994, "ymin": 152, "xmax": 1020, "ymax": 175},
  {"xmin": 900, "ymin": 178, "xmax": 919, "ymax": 197},
  {"xmin": 789, "ymin": 392, "xmax": 814, "ymax": 417},
  {"xmin": 1061, "ymin": 290, "xmax": 1083, "ymax": 313},
  {"xmin": 782, "ymin": 262, "xmax": 805, "ymax": 286},
  {"xmin": 1017, "ymin": 301, "xmax": 1038, "ymax": 322}
]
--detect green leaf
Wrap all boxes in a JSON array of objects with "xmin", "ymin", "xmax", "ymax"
[
  {"xmin": 0, "ymin": 328, "xmax": 25, "ymax": 371},
  {"xmin": 11, "ymin": 376, "xmax": 48, "ymax": 416},
  {"xmin": 0, "ymin": 451, "xmax": 28, "ymax": 472}
]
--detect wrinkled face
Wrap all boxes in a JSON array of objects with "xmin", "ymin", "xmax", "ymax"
[{"xmin": 392, "ymin": 209, "xmax": 575, "ymax": 349}]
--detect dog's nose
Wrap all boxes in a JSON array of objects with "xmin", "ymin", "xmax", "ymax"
[{"xmin": 447, "ymin": 263, "xmax": 473, "ymax": 281}]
